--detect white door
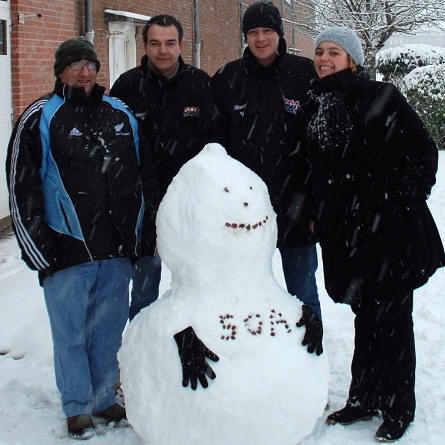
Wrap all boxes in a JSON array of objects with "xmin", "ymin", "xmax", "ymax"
[
  {"xmin": 108, "ymin": 21, "xmax": 137, "ymax": 89},
  {"xmin": 0, "ymin": 0, "xmax": 12, "ymax": 219}
]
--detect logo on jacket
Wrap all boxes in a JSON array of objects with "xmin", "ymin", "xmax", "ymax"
[
  {"xmin": 135, "ymin": 112, "xmax": 147, "ymax": 121},
  {"xmin": 114, "ymin": 122, "xmax": 130, "ymax": 136},
  {"xmin": 284, "ymin": 98, "xmax": 300, "ymax": 114},
  {"xmin": 69, "ymin": 127, "xmax": 83, "ymax": 137},
  {"xmin": 234, "ymin": 103, "xmax": 247, "ymax": 117},
  {"xmin": 183, "ymin": 106, "xmax": 200, "ymax": 118}
]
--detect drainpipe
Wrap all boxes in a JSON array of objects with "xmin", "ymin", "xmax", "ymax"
[
  {"xmin": 193, "ymin": 0, "xmax": 200, "ymax": 68},
  {"xmin": 239, "ymin": 0, "xmax": 244, "ymax": 58},
  {"xmin": 84, "ymin": 0, "xmax": 94, "ymax": 44}
]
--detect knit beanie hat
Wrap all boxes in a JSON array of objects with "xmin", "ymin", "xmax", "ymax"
[
  {"xmin": 242, "ymin": 1, "xmax": 284, "ymax": 37},
  {"xmin": 54, "ymin": 37, "xmax": 100, "ymax": 75},
  {"xmin": 314, "ymin": 27, "xmax": 364, "ymax": 66}
]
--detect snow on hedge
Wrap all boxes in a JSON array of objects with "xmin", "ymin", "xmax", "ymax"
[
  {"xmin": 376, "ymin": 43, "xmax": 445, "ymax": 67},
  {"xmin": 401, "ymin": 64, "xmax": 445, "ymax": 100}
]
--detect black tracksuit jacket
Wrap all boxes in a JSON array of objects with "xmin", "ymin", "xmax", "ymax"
[
  {"xmin": 110, "ymin": 55, "xmax": 221, "ymax": 199},
  {"xmin": 211, "ymin": 38, "xmax": 317, "ymax": 247}
]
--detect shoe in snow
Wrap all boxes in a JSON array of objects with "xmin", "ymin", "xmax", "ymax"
[
  {"xmin": 326, "ymin": 405, "xmax": 378, "ymax": 425},
  {"xmin": 67, "ymin": 414, "xmax": 95, "ymax": 440},
  {"xmin": 375, "ymin": 419, "xmax": 410, "ymax": 442},
  {"xmin": 94, "ymin": 403, "xmax": 128, "ymax": 426}
]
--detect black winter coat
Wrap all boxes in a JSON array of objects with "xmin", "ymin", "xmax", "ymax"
[
  {"xmin": 110, "ymin": 55, "xmax": 221, "ymax": 198},
  {"xmin": 6, "ymin": 80, "xmax": 145, "ymax": 276},
  {"xmin": 211, "ymin": 38, "xmax": 317, "ymax": 247},
  {"xmin": 301, "ymin": 68, "xmax": 444, "ymax": 302}
]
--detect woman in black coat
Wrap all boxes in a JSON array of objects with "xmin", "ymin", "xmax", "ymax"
[{"xmin": 300, "ymin": 27, "xmax": 445, "ymax": 442}]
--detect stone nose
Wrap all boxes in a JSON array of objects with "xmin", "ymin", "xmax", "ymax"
[{"xmin": 243, "ymin": 202, "xmax": 248, "ymax": 207}]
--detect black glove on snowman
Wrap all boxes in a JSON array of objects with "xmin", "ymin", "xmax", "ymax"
[
  {"xmin": 296, "ymin": 305, "xmax": 323, "ymax": 356},
  {"xmin": 174, "ymin": 326, "xmax": 219, "ymax": 390}
]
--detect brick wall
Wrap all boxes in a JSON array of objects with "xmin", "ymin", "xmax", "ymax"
[
  {"xmin": 11, "ymin": 0, "xmax": 81, "ymax": 119},
  {"xmin": 10, "ymin": 0, "xmax": 314, "ymax": 120},
  {"xmin": 197, "ymin": 0, "xmax": 242, "ymax": 75}
]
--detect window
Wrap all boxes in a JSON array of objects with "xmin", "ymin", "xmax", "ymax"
[{"xmin": 0, "ymin": 20, "xmax": 6, "ymax": 55}]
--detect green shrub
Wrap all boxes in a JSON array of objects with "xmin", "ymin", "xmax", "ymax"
[
  {"xmin": 401, "ymin": 64, "xmax": 445, "ymax": 149},
  {"xmin": 376, "ymin": 44, "xmax": 445, "ymax": 87}
]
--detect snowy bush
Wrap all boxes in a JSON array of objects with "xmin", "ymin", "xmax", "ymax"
[
  {"xmin": 401, "ymin": 64, "xmax": 445, "ymax": 149},
  {"xmin": 376, "ymin": 44, "xmax": 445, "ymax": 87}
]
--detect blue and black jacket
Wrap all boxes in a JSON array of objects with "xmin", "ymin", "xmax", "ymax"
[{"xmin": 6, "ymin": 79, "xmax": 148, "ymax": 277}]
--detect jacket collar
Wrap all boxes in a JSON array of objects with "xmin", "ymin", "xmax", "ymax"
[
  {"xmin": 242, "ymin": 37, "xmax": 287, "ymax": 77},
  {"xmin": 140, "ymin": 54, "xmax": 184, "ymax": 85},
  {"xmin": 309, "ymin": 66, "xmax": 370, "ymax": 95},
  {"xmin": 54, "ymin": 78, "xmax": 105, "ymax": 106}
]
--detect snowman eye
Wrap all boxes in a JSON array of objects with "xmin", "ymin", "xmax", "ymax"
[
  {"xmin": 224, "ymin": 187, "xmax": 229, "ymax": 193},
  {"xmin": 250, "ymin": 186, "xmax": 253, "ymax": 190}
]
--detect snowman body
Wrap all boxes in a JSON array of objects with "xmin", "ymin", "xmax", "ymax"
[{"xmin": 119, "ymin": 144, "xmax": 329, "ymax": 445}]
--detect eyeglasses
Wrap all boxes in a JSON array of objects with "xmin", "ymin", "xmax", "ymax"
[{"xmin": 70, "ymin": 61, "xmax": 97, "ymax": 72}]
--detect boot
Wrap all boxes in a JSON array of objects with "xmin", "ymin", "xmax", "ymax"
[
  {"xmin": 375, "ymin": 419, "xmax": 411, "ymax": 442},
  {"xmin": 67, "ymin": 414, "xmax": 95, "ymax": 440},
  {"xmin": 326, "ymin": 404, "xmax": 378, "ymax": 425},
  {"xmin": 114, "ymin": 372, "xmax": 125, "ymax": 408},
  {"xmin": 94, "ymin": 403, "xmax": 127, "ymax": 426}
]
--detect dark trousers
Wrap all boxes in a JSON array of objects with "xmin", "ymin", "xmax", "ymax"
[
  {"xmin": 129, "ymin": 255, "xmax": 162, "ymax": 320},
  {"xmin": 348, "ymin": 288, "xmax": 416, "ymax": 423},
  {"xmin": 279, "ymin": 245, "xmax": 321, "ymax": 320}
]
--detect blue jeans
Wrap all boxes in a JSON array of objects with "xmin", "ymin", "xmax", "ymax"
[
  {"xmin": 43, "ymin": 258, "xmax": 131, "ymax": 417},
  {"xmin": 129, "ymin": 255, "xmax": 161, "ymax": 320},
  {"xmin": 279, "ymin": 245, "xmax": 321, "ymax": 320}
]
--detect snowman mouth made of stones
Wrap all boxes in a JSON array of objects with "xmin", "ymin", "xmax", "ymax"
[
  {"xmin": 222, "ymin": 186, "xmax": 270, "ymax": 230},
  {"xmin": 224, "ymin": 215, "xmax": 269, "ymax": 230}
]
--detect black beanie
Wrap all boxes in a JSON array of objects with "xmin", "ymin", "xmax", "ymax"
[
  {"xmin": 54, "ymin": 37, "xmax": 100, "ymax": 76},
  {"xmin": 242, "ymin": 1, "xmax": 283, "ymax": 37}
]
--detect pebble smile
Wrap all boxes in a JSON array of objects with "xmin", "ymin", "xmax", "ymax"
[{"xmin": 225, "ymin": 215, "xmax": 269, "ymax": 230}]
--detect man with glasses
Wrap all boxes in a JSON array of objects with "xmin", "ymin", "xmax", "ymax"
[{"xmin": 5, "ymin": 37, "xmax": 154, "ymax": 440}]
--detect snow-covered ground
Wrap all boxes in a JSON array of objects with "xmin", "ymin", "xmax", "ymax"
[{"xmin": 1, "ymin": 152, "xmax": 444, "ymax": 445}]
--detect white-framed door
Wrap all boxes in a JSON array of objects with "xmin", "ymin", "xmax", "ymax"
[
  {"xmin": 108, "ymin": 21, "xmax": 137, "ymax": 88},
  {"xmin": 0, "ymin": 0, "xmax": 12, "ymax": 219}
]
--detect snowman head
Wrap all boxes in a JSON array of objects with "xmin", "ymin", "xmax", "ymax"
[{"xmin": 156, "ymin": 143, "xmax": 277, "ymax": 278}]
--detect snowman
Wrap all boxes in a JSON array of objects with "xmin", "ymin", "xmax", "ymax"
[{"xmin": 118, "ymin": 143, "xmax": 329, "ymax": 445}]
